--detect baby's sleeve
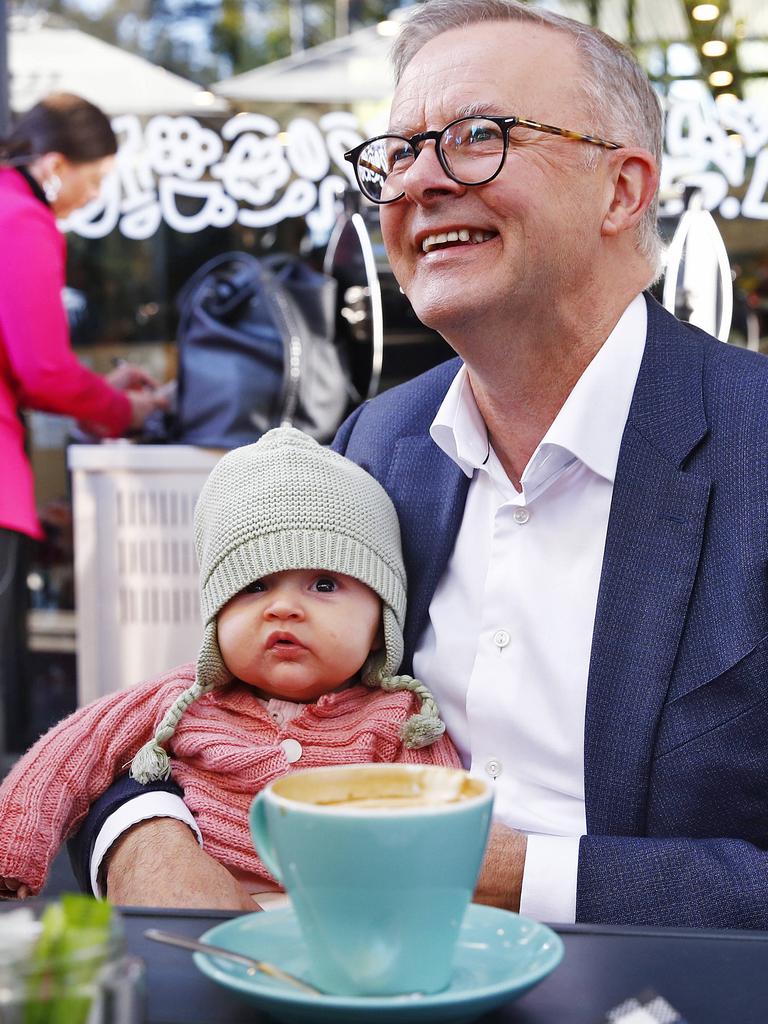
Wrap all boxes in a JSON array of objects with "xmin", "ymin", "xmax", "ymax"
[{"xmin": 0, "ymin": 676, "xmax": 177, "ymax": 894}]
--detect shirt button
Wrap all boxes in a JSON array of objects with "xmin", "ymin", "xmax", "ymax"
[
  {"xmin": 280, "ymin": 738, "xmax": 302, "ymax": 763},
  {"xmin": 493, "ymin": 629, "xmax": 510, "ymax": 649},
  {"xmin": 485, "ymin": 758, "xmax": 503, "ymax": 779},
  {"xmin": 513, "ymin": 506, "xmax": 530, "ymax": 525}
]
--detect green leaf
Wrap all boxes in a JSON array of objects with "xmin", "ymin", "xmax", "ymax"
[{"xmin": 23, "ymin": 895, "xmax": 114, "ymax": 1024}]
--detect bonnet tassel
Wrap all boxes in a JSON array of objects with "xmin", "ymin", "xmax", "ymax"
[
  {"xmin": 376, "ymin": 673, "xmax": 446, "ymax": 749},
  {"xmin": 129, "ymin": 680, "xmax": 211, "ymax": 784}
]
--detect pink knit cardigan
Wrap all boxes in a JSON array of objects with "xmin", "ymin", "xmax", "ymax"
[
  {"xmin": 0, "ymin": 663, "xmax": 461, "ymax": 893},
  {"xmin": 0, "ymin": 168, "xmax": 131, "ymax": 538}
]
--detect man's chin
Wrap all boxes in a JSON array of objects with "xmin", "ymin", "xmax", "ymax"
[{"xmin": 408, "ymin": 296, "xmax": 480, "ymax": 348}]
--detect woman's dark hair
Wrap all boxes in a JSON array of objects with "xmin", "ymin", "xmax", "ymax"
[{"xmin": 0, "ymin": 92, "xmax": 117, "ymax": 166}]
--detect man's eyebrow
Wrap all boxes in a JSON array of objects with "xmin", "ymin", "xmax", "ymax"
[
  {"xmin": 387, "ymin": 102, "xmax": 509, "ymax": 136},
  {"xmin": 454, "ymin": 101, "xmax": 507, "ymax": 118}
]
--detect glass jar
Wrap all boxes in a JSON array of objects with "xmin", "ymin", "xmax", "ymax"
[{"xmin": 0, "ymin": 907, "xmax": 145, "ymax": 1024}]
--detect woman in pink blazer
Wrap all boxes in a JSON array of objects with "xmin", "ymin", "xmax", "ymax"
[{"xmin": 0, "ymin": 93, "xmax": 167, "ymax": 750}]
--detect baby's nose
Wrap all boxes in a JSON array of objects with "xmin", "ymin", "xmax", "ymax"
[{"xmin": 265, "ymin": 594, "xmax": 303, "ymax": 619}]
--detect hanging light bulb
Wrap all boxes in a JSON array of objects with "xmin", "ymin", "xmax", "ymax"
[
  {"xmin": 701, "ymin": 39, "xmax": 728, "ymax": 56},
  {"xmin": 709, "ymin": 69, "xmax": 734, "ymax": 86},
  {"xmin": 692, "ymin": 4, "xmax": 720, "ymax": 20}
]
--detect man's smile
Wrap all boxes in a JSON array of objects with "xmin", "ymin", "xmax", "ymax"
[{"xmin": 419, "ymin": 228, "xmax": 498, "ymax": 253}]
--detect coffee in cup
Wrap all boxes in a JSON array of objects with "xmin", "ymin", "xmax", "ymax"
[{"xmin": 249, "ymin": 763, "xmax": 493, "ymax": 997}]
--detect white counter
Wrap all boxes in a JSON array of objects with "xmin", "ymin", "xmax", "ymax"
[{"xmin": 68, "ymin": 443, "xmax": 223, "ymax": 705}]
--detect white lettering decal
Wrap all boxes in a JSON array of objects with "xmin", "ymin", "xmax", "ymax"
[{"xmin": 62, "ymin": 99, "xmax": 768, "ymax": 240}]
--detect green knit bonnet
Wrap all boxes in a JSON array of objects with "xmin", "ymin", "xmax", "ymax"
[{"xmin": 130, "ymin": 427, "xmax": 446, "ymax": 783}]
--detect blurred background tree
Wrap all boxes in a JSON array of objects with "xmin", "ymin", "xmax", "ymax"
[{"xmin": 9, "ymin": 0, "xmax": 404, "ymax": 83}]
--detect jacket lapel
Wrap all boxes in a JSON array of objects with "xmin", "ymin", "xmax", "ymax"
[
  {"xmin": 385, "ymin": 436, "xmax": 469, "ymax": 671},
  {"xmin": 584, "ymin": 296, "xmax": 711, "ymax": 835}
]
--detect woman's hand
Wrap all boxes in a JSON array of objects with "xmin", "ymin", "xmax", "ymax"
[
  {"xmin": 106, "ymin": 362, "xmax": 160, "ymax": 393},
  {"xmin": 105, "ymin": 362, "xmax": 170, "ymax": 430},
  {"xmin": 125, "ymin": 388, "xmax": 169, "ymax": 430}
]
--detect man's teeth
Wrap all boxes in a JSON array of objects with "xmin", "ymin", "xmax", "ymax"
[{"xmin": 422, "ymin": 229, "xmax": 495, "ymax": 253}]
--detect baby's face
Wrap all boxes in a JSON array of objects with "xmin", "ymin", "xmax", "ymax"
[{"xmin": 217, "ymin": 568, "xmax": 382, "ymax": 701}]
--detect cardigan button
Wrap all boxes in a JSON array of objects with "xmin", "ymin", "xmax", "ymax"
[{"xmin": 280, "ymin": 738, "xmax": 302, "ymax": 763}]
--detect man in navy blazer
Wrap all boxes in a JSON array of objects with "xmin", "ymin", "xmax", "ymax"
[
  {"xmin": 70, "ymin": 0, "xmax": 768, "ymax": 928},
  {"xmin": 332, "ymin": 295, "xmax": 768, "ymax": 928}
]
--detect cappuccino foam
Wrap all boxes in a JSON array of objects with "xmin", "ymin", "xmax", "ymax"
[{"xmin": 271, "ymin": 765, "xmax": 485, "ymax": 810}]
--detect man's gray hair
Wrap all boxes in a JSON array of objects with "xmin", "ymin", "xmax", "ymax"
[{"xmin": 391, "ymin": 0, "xmax": 663, "ymax": 276}]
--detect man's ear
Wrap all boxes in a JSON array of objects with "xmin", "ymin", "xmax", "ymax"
[{"xmin": 601, "ymin": 148, "xmax": 659, "ymax": 238}]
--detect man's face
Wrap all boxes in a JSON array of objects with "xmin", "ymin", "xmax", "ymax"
[{"xmin": 380, "ymin": 21, "xmax": 616, "ymax": 344}]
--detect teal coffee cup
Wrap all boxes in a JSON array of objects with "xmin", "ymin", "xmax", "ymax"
[{"xmin": 249, "ymin": 763, "xmax": 493, "ymax": 997}]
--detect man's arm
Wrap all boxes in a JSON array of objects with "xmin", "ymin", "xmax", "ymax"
[
  {"xmin": 577, "ymin": 835, "xmax": 768, "ymax": 929},
  {"xmin": 67, "ymin": 775, "xmax": 184, "ymax": 892},
  {"xmin": 104, "ymin": 818, "xmax": 255, "ymax": 911},
  {"xmin": 474, "ymin": 825, "xmax": 768, "ymax": 928},
  {"xmin": 68, "ymin": 776, "xmax": 256, "ymax": 910},
  {"xmin": 473, "ymin": 822, "xmax": 527, "ymax": 912}
]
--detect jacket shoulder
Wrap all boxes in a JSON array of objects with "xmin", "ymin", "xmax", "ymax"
[
  {"xmin": 647, "ymin": 293, "xmax": 768, "ymax": 389},
  {"xmin": 341, "ymin": 357, "xmax": 461, "ymax": 445}
]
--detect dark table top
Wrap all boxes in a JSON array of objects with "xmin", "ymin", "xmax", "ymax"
[{"xmin": 121, "ymin": 907, "xmax": 768, "ymax": 1024}]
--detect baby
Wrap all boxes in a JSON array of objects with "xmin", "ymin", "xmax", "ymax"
[{"xmin": 0, "ymin": 427, "xmax": 459, "ymax": 901}]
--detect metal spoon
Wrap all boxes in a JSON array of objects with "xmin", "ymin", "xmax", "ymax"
[{"xmin": 144, "ymin": 928, "xmax": 321, "ymax": 995}]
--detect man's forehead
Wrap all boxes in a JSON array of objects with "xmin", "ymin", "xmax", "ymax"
[{"xmin": 388, "ymin": 20, "xmax": 583, "ymax": 133}]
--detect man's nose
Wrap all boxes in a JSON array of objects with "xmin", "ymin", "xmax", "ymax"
[{"xmin": 402, "ymin": 143, "xmax": 465, "ymax": 202}]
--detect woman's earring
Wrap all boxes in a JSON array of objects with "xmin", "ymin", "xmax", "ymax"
[{"xmin": 43, "ymin": 174, "xmax": 62, "ymax": 203}]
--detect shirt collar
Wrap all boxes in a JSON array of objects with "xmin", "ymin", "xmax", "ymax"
[
  {"xmin": 430, "ymin": 293, "xmax": 647, "ymax": 486},
  {"xmin": 430, "ymin": 369, "xmax": 490, "ymax": 477},
  {"xmin": 16, "ymin": 166, "xmax": 50, "ymax": 207}
]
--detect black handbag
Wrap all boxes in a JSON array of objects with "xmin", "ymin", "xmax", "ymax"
[{"xmin": 173, "ymin": 251, "xmax": 354, "ymax": 448}]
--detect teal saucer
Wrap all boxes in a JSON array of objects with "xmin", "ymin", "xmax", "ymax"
[{"xmin": 193, "ymin": 903, "xmax": 564, "ymax": 1024}]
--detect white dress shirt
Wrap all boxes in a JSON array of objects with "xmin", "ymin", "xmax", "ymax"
[
  {"xmin": 91, "ymin": 296, "xmax": 647, "ymax": 918},
  {"xmin": 413, "ymin": 293, "xmax": 647, "ymax": 922}
]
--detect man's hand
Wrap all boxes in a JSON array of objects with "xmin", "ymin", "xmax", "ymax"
[
  {"xmin": 473, "ymin": 822, "xmax": 528, "ymax": 912},
  {"xmin": 104, "ymin": 818, "xmax": 256, "ymax": 911}
]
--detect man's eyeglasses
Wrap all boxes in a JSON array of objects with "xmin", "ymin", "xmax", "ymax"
[{"xmin": 344, "ymin": 115, "xmax": 623, "ymax": 205}]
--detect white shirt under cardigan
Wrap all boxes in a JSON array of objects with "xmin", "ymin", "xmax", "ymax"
[{"xmin": 91, "ymin": 294, "xmax": 647, "ymax": 921}]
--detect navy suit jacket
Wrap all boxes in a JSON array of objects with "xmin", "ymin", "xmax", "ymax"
[
  {"xmin": 73, "ymin": 294, "xmax": 768, "ymax": 928},
  {"xmin": 332, "ymin": 293, "xmax": 768, "ymax": 929}
]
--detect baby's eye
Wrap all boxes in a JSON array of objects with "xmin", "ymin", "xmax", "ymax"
[
  {"xmin": 243, "ymin": 579, "xmax": 266, "ymax": 594},
  {"xmin": 313, "ymin": 576, "xmax": 337, "ymax": 593}
]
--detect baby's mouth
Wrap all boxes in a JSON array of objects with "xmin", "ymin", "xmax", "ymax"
[
  {"xmin": 421, "ymin": 229, "xmax": 497, "ymax": 253},
  {"xmin": 267, "ymin": 631, "xmax": 305, "ymax": 650}
]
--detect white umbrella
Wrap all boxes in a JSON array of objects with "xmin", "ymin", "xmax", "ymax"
[
  {"xmin": 9, "ymin": 14, "xmax": 227, "ymax": 116},
  {"xmin": 212, "ymin": 19, "xmax": 399, "ymax": 105}
]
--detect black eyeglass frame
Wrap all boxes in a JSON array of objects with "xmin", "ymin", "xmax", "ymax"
[{"xmin": 344, "ymin": 114, "xmax": 623, "ymax": 205}]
